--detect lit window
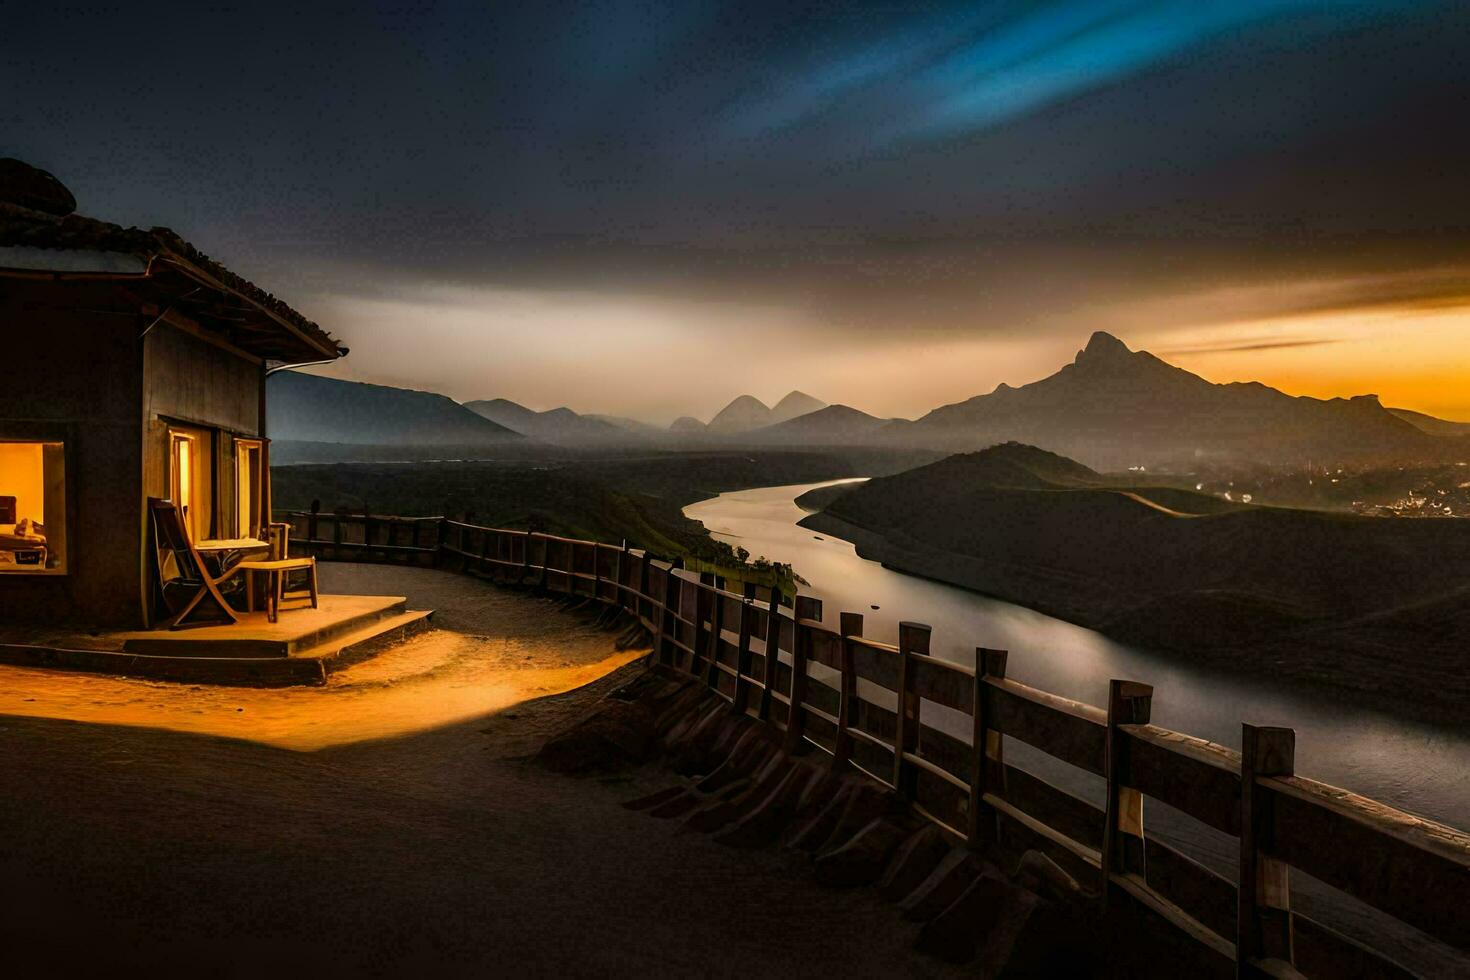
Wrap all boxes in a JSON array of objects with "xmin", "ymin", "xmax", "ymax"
[
  {"xmin": 168, "ymin": 426, "xmax": 213, "ymax": 542},
  {"xmin": 0, "ymin": 441, "xmax": 66, "ymax": 574},
  {"xmin": 235, "ymin": 439, "xmax": 264, "ymax": 539}
]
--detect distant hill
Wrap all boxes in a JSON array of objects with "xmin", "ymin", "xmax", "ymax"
[
  {"xmin": 1389, "ymin": 407, "xmax": 1470, "ymax": 437},
  {"xmin": 464, "ymin": 398, "xmax": 632, "ymax": 445},
  {"xmin": 770, "ymin": 390, "xmax": 827, "ymax": 424},
  {"xmin": 882, "ymin": 331, "xmax": 1438, "ymax": 469},
  {"xmin": 748, "ymin": 404, "xmax": 892, "ymax": 444},
  {"xmin": 706, "ymin": 395, "xmax": 775, "ymax": 433},
  {"xmin": 799, "ymin": 441, "xmax": 1470, "ymax": 722},
  {"xmin": 669, "ymin": 416, "xmax": 707, "ymax": 434},
  {"xmin": 706, "ymin": 391, "xmax": 830, "ymax": 434},
  {"xmin": 267, "ymin": 372, "xmax": 522, "ymax": 446},
  {"xmin": 876, "ymin": 440, "xmax": 1103, "ymax": 489}
]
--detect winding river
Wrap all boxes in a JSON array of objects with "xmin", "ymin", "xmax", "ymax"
[{"xmin": 686, "ymin": 480, "xmax": 1470, "ymax": 832}]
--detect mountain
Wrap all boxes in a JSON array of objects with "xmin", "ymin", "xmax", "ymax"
[
  {"xmin": 267, "ymin": 372, "xmax": 522, "ymax": 445},
  {"xmin": 885, "ymin": 331, "xmax": 1436, "ymax": 468},
  {"xmin": 669, "ymin": 416, "xmax": 707, "ymax": 434},
  {"xmin": 798, "ymin": 441, "xmax": 1470, "ymax": 722},
  {"xmin": 464, "ymin": 398, "xmax": 630, "ymax": 444},
  {"xmin": 748, "ymin": 404, "xmax": 891, "ymax": 444},
  {"xmin": 1389, "ymin": 407, "xmax": 1470, "ymax": 437},
  {"xmin": 706, "ymin": 395, "xmax": 774, "ymax": 433},
  {"xmin": 705, "ymin": 391, "xmax": 830, "ymax": 434},
  {"xmin": 770, "ymin": 390, "xmax": 827, "ymax": 424}
]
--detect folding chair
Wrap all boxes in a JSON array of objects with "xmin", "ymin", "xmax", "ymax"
[{"xmin": 148, "ymin": 497, "xmax": 241, "ymax": 629}]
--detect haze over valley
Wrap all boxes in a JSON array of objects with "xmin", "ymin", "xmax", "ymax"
[{"xmin": 271, "ymin": 331, "xmax": 1468, "ymax": 515}]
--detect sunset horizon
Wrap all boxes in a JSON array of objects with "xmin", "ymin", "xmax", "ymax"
[{"xmin": 3, "ymin": 3, "xmax": 1468, "ymax": 977}]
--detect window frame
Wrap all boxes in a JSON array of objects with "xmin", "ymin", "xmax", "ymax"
[
  {"xmin": 234, "ymin": 437, "xmax": 265, "ymax": 539},
  {"xmin": 166, "ymin": 423, "xmax": 215, "ymax": 543},
  {"xmin": 0, "ymin": 438, "xmax": 68, "ymax": 576}
]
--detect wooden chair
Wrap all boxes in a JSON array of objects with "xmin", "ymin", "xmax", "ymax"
[
  {"xmin": 236, "ymin": 520, "xmax": 318, "ymax": 623},
  {"xmin": 148, "ymin": 497, "xmax": 241, "ymax": 628},
  {"xmin": 149, "ymin": 499, "xmax": 319, "ymax": 627}
]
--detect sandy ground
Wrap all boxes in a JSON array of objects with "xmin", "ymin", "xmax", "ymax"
[{"xmin": 0, "ymin": 564, "xmax": 960, "ymax": 978}]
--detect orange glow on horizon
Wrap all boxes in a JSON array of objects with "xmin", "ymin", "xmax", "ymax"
[{"xmin": 1147, "ymin": 304, "xmax": 1470, "ymax": 422}]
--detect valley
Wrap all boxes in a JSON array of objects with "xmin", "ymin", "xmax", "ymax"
[
  {"xmin": 795, "ymin": 443, "xmax": 1470, "ymax": 723},
  {"xmin": 265, "ymin": 330, "xmax": 1470, "ymax": 723}
]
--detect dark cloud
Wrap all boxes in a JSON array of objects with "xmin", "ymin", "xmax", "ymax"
[
  {"xmin": 5, "ymin": 1, "xmax": 1469, "ymax": 412},
  {"xmin": 1157, "ymin": 338, "xmax": 1341, "ymax": 356}
]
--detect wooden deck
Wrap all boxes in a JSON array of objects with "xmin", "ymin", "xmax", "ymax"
[
  {"xmin": 0, "ymin": 593, "xmax": 433, "ymax": 686},
  {"xmin": 117, "ymin": 594, "xmax": 427, "ymax": 658}
]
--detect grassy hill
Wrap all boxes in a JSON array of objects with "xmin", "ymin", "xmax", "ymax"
[{"xmin": 799, "ymin": 442, "xmax": 1470, "ymax": 721}]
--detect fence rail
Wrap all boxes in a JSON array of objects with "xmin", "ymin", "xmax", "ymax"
[{"xmin": 281, "ymin": 508, "xmax": 1470, "ymax": 978}]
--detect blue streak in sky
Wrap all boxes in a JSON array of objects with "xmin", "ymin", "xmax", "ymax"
[
  {"xmin": 720, "ymin": 6, "xmax": 1011, "ymax": 140},
  {"xmin": 728, "ymin": 0, "xmax": 1425, "ymax": 151},
  {"xmin": 908, "ymin": 0, "xmax": 1334, "ymax": 137}
]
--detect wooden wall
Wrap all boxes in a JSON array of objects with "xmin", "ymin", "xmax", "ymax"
[
  {"xmin": 141, "ymin": 315, "xmax": 263, "ymax": 535},
  {"xmin": 0, "ymin": 286, "xmax": 267, "ymax": 629},
  {"xmin": 0, "ymin": 282, "xmax": 143, "ymax": 626},
  {"xmin": 140, "ymin": 318, "xmax": 265, "ymax": 620}
]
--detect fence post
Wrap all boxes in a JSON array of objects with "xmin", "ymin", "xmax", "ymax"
[
  {"xmin": 663, "ymin": 568, "xmax": 683, "ymax": 668},
  {"xmin": 307, "ymin": 499, "xmax": 320, "ymax": 545},
  {"xmin": 731, "ymin": 600, "xmax": 756, "ymax": 715},
  {"xmin": 1237, "ymin": 724, "xmax": 1296, "ymax": 978},
  {"xmin": 968, "ymin": 648, "xmax": 1008, "ymax": 847},
  {"xmin": 703, "ymin": 588, "xmax": 725, "ymax": 691},
  {"xmin": 435, "ymin": 518, "xmax": 448, "ymax": 567},
  {"xmin": 637, "ymin": 553, "xmax": 651, "ymax": 623},
  {"xmin": 758, "ymin": 597, "xmax": 783, "ymax": 722},
  {"xmin": 1103, "ymin": 679, "xmax": 1153, "ymax": 905},
  {"xmin": 535, "ymin": 534, "xmax": 550, "ymax": 591},
  {"xmin": 892, "ymin": 622, "xmax": 931, "ymax": 799},
  {"xmin": 689, "ymin": 584, "xmax": 713, "ymax": 678},
  {"xmin": 783, "ymin": 596, "xmax": 822, "ymax": 752},
  {"xmin": 650, "ymin": 566, "xmax": 670, "ymax": 665},
  {"xmin": 614, "ymin": 541, "xmax": 627, "ymax": 608},
  {"xmin": 833, "ymin": 612, "xmax": 864, "ymax": 771}
]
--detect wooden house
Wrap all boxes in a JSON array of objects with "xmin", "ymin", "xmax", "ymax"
[{"xmin": 0, "ymin": 160, "xmax": 347, "ymax": 628}]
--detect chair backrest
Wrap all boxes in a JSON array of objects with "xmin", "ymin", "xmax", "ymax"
[
  {"xmin": 267, "ymin": 521, "xmax": 290, "ymax": 561},
  {"xmin": 148, "ymin": 497, "xmax": 206, "ymax": 606}
]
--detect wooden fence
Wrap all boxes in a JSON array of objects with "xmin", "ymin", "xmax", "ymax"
[{"xmin": 283, "ymin": 509, "xmax": 1470, "ymax": 978}]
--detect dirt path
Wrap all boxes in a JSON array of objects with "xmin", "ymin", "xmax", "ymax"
[{"xmin": 0, "ymin": 565, "xmax": 960, "ymax": 978}]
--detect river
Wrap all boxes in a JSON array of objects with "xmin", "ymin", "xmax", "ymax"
[{"xmin": 686, "ymin": 479, "xmax": 1470, "ymax": 833}]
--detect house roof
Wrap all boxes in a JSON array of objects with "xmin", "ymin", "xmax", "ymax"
[{"xmin": 0, "ymin": 201, "xmax": 347, "ymax": 363}]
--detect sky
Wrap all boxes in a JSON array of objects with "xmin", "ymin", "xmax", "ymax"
[{"xmin": 6, "ymin": 0, "xmax": 1470, "ymax": 423}]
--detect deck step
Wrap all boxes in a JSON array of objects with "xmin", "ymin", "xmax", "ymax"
[
  {"xmin": 120, "ymin": 594, "xmax": 410, "ymax": 658},
  {"xmin": 297, "ymin": 608, "xmax": 435, "ymax": 670}
]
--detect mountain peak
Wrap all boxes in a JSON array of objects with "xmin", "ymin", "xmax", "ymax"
[
  {"xmin": 771, "ymin": 390, "xmax": 827, "ymax": 423},
  {"xmin": 726, "ymin": 394, "xmax": 769, "ymax": 410},
  {"xmin": 1079, "ymin": 331, "xmax": 1132, "ymax": 361},
  {"xmin": 707, "ymin": 394, "xmax": 774, "ymax": 433}
]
